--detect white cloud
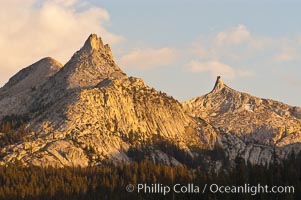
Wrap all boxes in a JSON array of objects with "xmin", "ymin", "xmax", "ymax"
[
  {"xmin": 214, "ymin": 24, "xmax": 251, "ymax": 46},
  {"xmin": 0, "ymin": 0, "xmax": 123, "ymax": 86},
  {"xmin": 191, "ymin": 25, "xmax": 254, "ymax": 62},
  {"xmin": 192, "ymin": 24, "xmax": 276, "ymax": 62},
  {"xmin": 118, "ymin": 48, "xmax": 178, "ymax": 69},
  {"xmin": 273, "ymin": 47, "xmax": 297, "ymax": 62},
  {"xmin": 50, "ymin": 0, "xmax": 81, "ymax": 8},
  {"xmin": 191, "ymin": 24, "xmax": 301, "ymax": 75},
  {"xmin": 187, "ymin": 60, "xmax": 254, "ymax": 80}
]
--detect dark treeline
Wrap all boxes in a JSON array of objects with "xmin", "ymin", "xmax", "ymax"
[
  {"xmin": 0, "ymin": 114, "xmax": 30, "ymax": 147},
  {"xmin": 0, "ymin": 152, "xmax": 300, "ymax": 200},
  {"xmin": 0, "ymin": 115, "xmax": 300, "ymax": 199}
]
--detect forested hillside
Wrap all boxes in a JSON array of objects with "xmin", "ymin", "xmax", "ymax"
[{"xmin": 0, "ymin": 153, "xmax": 300, "ymax": 200}]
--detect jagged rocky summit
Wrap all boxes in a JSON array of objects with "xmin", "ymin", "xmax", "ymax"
[
  {"xmin": 0, "ymin": 34, "xmax": 213, "ymax": 167},
  {"xmin": 184, "ymin": 76, "xmax": 301, "ymax": 165},
  {"xmin": 0, "ymin": 34, "xmax": 300, "ymax": 169}
]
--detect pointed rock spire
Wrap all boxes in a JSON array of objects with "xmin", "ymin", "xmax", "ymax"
[
  {"xmin": 212, "ymin": 76, "xmax": 224, "ymax": 92},
  {"xmin": 43, "ymin": 33, "xmax": 125, "ymax": 90},
  {"xmin": 81, "ymin": 33, "xmax": 105, "ymax": 52}
]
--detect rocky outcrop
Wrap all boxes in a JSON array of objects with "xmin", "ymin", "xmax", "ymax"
[
  {"xmin": 0, "ymin": 34, "xmax": 211, "ymax": 167},
  {"xmin": 1, "ymin": 35, "xmax": 300, "ymax": 168},
  {"xmin": 30, "ymin": 34, "xmax": 126, "ymax": 114},
  {"xmin": 0, "ymin": 57, "xmax": 62, "ymax": 118},
  {"xmin": 291, "ymin": 106, "xmax": 301, "ymax": 119},
  {"xmin": 15, "ymin": 76, "xmax": 202, "ymax": 166},
  {"xmin": 184, "ymin": 76, "xmax": 301, "ymax": 164}
]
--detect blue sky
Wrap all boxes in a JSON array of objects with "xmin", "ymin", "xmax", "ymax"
[{"xmin": 0, "ymin": 0, "xmax": 300, "ymax": 106}]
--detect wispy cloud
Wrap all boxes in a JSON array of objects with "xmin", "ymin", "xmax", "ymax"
[
  {"xmin": 188, "ymin": 24, "xmax": 301, "ymax": 81},
  {"xmin": 192, "ymin": 24, "xmax": 272, "ymax": 61},
  {"xmin": 191, "ymin": 24, "xmax": 301, "ymax": 64},
  {"xmin": 273, "ymin": 47, "xmax": 297, "ymax": 62},
  {"xmin": 214, "ymin": 24, "xmax": 251, "ymax": 46},
  {"xmin": 118, "ymin": 48, "xmax": 178, "ymax": 69},
  {"xmin": 0, "ymin": 0, "xmax": 123, "ymax": 86},
  {"xmin": 187, "ymin": 60, "xmax": 254, "ymax": 80}
]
